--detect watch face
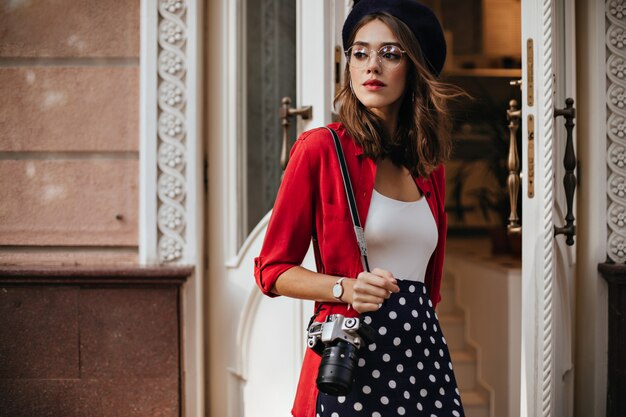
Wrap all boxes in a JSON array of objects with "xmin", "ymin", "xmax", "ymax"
[{"xmin": 333, "ymin": 283, "xmax": 343, "ymax": 298}]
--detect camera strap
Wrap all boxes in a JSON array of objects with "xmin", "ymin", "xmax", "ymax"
[{"xmin": 325, "ymin": 127, "xmax": 371, "ymax": 273}]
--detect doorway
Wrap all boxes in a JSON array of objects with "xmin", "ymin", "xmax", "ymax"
[
  {"xmin": 205, "ymin": 0, "xmax": 577, "ymax": 416},
  {"xmin": 429, "ymin": 2, "xmax": 525, "ymax": 416}
]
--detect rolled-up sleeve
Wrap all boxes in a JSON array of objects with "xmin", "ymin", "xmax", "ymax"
[{"xmin": 254, "ymin": 136, "xmax": 316, "ymax": 297}]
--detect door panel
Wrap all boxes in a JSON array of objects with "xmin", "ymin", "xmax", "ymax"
[
  {"xmin": 236, "ymin": 223, "xmax": 317, "ymax": 416},
  {"xmin": 209, "ymin": 1, "xmax": 344, "ymax": 416},
  {"xmin": 236, "ymin": 2, "xmax": 343, "ymax": 415},
  {"xmin": 520, "ymin": 0, "xmax": 576, "ymax": 415}
]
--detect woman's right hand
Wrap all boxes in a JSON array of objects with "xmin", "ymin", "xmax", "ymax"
[{"xmin": 348, "ymin": 268, "xmax": 400, "ymax": 313}]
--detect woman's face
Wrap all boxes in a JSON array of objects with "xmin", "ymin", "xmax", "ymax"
[{"xmin": 348, "ymin": 19, "xmax": 408, "ymax": 121}]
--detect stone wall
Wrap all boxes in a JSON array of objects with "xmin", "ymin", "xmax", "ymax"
[
  {"xmin": 0, "ymin": 0, "xmax": 141, "ymax": 265},
  {"xmin": 0, "ymin": 266, "xmax": 190, "ymax": 417},
  {"xmin": 0, "ymin": 3, "xmax": 187, "ymax": 416}
]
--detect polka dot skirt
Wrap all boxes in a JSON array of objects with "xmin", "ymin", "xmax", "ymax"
[{"xmin": 316, "ymin": 280, "xmax": 465, "ymax": 417}]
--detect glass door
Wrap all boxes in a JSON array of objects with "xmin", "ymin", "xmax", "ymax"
[{"xmin": 242, "ymin": 0, "xmax": 296, "ymax": 243}]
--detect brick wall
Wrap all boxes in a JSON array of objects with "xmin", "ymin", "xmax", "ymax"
[{"xmin": 0, "ymin": 0, "xmax": 141, "ymax": 265}]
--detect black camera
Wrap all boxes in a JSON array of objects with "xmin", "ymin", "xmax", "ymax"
[{"xmin": 306, "ymin": 314, "xmax": 375, "ymax": 395}]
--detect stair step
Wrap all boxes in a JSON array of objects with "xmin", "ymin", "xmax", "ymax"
[
  {"xmin": 440, "ymin": 265, "xmax": 490, "ymax": 417},
  {"xmin": 460, "ymin": 390, "xmax": 489, "ymax": 417},
  {"xmin": 449, "ymin": 349, "xmax": 474, "ymax": 363},
  {"xmin": 437, "ymin": 285, "xmax": 460, "ymax": 314},
  {"xmin": 438, "ymin": 271, "xmax": 459, "ymax": 314},
  {"xmin": 449, "ymin": 349, "xmax": 477, "ymax": 390},
  {"xmin": 438, "ymin": 312, "xmax": 466, "ymax": 350}
]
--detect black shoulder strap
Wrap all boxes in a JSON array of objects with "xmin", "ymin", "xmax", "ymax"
[{"xmin": 325, "ymin": 127, "xmax": 371, "ymax": 273}]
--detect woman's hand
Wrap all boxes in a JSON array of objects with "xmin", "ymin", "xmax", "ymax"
[{"xmin": 348, "ymin": 268, "xmax": 400, "ymax": 313}]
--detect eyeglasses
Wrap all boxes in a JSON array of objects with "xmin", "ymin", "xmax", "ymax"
[{"xmin": 345, "ymin": 44, "xmax": 406, "ymax": 69}]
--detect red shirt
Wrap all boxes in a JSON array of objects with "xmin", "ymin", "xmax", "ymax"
[{"xmin": 254, "ymin": 122, "xmax": 448, "ymax": 417}]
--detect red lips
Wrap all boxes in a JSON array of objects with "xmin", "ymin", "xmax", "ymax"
[{"xmin": 363, "ymin": 79, "xmax": 386, "ymax": 87}]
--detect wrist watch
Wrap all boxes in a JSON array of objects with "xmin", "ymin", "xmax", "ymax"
[{"xmin": 332, "ymin": 277, "xmax": 346, "ymax": 301}]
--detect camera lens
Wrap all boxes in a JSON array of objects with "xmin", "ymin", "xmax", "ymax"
[{"xmin": 316, "ymin": 340, "xmax": 358, "ymax": 396}]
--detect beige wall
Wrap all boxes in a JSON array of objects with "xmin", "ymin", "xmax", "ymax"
[
  {"xmin": 574, "ymin": 0, "xmax": 609, "ymax": 415},
  {"xmin": 0, "ymin": 0, "xmax": 140, "ymax": 265}
]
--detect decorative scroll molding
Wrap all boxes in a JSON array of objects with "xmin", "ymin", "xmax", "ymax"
[
  {"xmin": 539, "ymin": 0, "xmax": 555, "ymax": 415},
  {"xmin": 157, "ymin": 0, "xmax": 188, "ymax": 262},
  {"xmin": 607, "ymin": 0, "xmax": 626, "ymax": 263}
]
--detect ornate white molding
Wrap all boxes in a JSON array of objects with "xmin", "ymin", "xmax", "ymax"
[
  {"xmin": 157, "ymin": 0, "xmax": 188, "ymax": 263},
  {"xmin": 140, "ymin": 0, "xmax": 201, "ymax": 264},
  {"xmin": 607, "ymin": 0, "xmax": 626, "ymax": 263}
]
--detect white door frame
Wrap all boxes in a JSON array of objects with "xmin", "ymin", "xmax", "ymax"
[{"xmin": 519, "ymin": 0, "xmax": 554, "ymax": 413}]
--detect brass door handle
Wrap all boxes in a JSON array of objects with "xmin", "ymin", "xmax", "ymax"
[
  {"xmin": 280, "ymin": 97, "xmax": 312, "ymax": 169},
  {"xmin": 553, "ymin": 98, "xmax": 577, "ymax": 246},
  {"xmin": 507, "ymin": 99, "xmax": 522, "ymax": 235}
]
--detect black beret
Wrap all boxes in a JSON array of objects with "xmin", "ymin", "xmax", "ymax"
[{"xmin": 342, "ymin": 0, "xmax": 446, "ymax": 77}]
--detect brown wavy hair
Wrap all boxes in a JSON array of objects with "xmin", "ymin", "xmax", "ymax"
[{"xmin": 335, "ymin": 12, "xmax": 464, "ymax": 178}]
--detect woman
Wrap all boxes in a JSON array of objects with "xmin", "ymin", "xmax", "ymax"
[{"xmin": 254, "ymin": 1, "xmax": 465, "ymax": 416}]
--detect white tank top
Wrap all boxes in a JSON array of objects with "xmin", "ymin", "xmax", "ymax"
[{"xmin": 364, "ymin": 189, "xmax": 438, "ymax": 282}]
